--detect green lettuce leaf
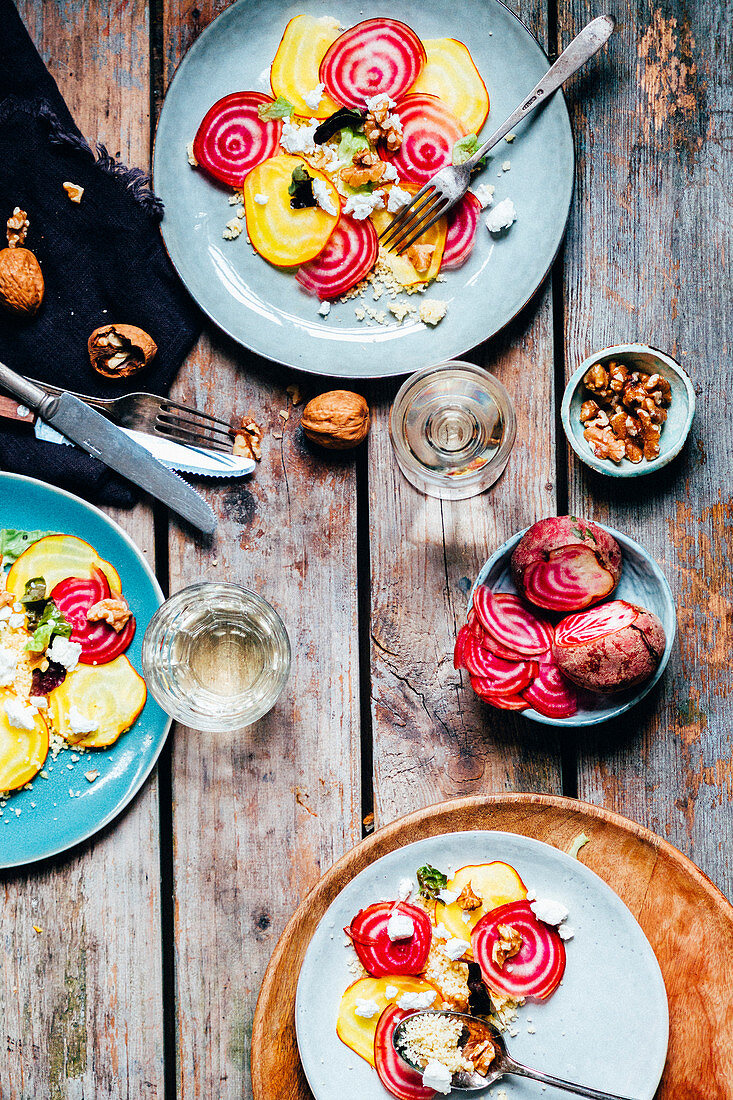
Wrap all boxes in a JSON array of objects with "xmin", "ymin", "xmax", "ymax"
[
  {"xmin": 24, "ymin": 601, "xmax": 72, "ymax": 654},
  {"xmin": 257, "ymin": 95, "xmax": 293, "ymax": 120},
  {"xmin": 1, "ymin": 529, "xmax": 54, "ymax": 569},
  {"xmin": 337, "ymin": 126, "xmax": 370, "ymax": 165},
  {"xmin": 452, "ymin": 133, "xmax": 486, "ymax": 169},
  {"xmin": 417, "ymin": 863, "xmax": 448, "ymax": 899}
]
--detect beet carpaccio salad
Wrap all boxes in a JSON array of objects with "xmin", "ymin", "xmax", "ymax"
[
  {"xmin": 338, "ymin": 860, "xmax": 572, "ymax": 1096},
  {"xmin": 0, "ymin": 530, "xmax": 146, "ymax": 799},
  {"xmin": 188, "ymin": 15, "xmax": 516, "ymax": 325}
]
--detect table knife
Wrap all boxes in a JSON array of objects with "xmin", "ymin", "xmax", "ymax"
[{"xmin": 0, "ymin": 362, "xmax": 217, "ymax": 535}]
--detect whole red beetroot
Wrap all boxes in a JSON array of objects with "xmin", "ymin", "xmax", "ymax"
[
  {"xmin": 511, "ymin": 516, "xmax": 622, "ymax": 613},
  {"xmin": 552, "ymin": 600, "xmax": 666, "ymax": 693}
]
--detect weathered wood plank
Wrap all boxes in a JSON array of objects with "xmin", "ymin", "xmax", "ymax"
[
  {"xmin": 368, "ymin": 1, "xmax": 564, "ymax": 825},
  {"xmin": 559, "ymin": 0, "xmax": 733, "ymax": 898},
  {"xmin": 0, "ymin": 3, "xmax": 164, "ymax": 1098},
  {"xmin": 160, "ymin": 5, "xmax": 363, "ymax": 1095}
]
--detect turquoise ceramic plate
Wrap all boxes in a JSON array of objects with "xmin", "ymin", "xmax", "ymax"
[
  {"xmin": 0, "ymin": 474, "xmax": 170, "ymax": 868},
  {"xmin": 153, "ymin": 0, "xmax": 574, "ymax": 377},
  {"xmin": 296, "ymin": 830, "xmax": 669, "ymax": 1099},
  {"xmin": 470, "ymin": 525, "xmax": 677, "ymax": 726}
]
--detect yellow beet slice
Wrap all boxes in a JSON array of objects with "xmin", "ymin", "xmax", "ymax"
[
  {"xmin": 337, "ymin": 974, "xmax": 439, "ymax": 1065},
  {"xmin": 244, "ymin": 155, "xmax": 340, "ymax": 266},
  {"xmin": 6, "ymin": 534, "xmax": 121, "ymax": 598},
  {"xmin": 409, "ymin": 38, "xmax": 490, "ymax": 134},
  {"xmin": 371, "ymin": 187, "xmax": 447, "ymax": 287},
  {"xmin": 48, "ymin": 655, "xmax": 147, "ymax": 749},
  {"xmin": 435, "ymin": 862, "xmax": 528, "ymax": 942},
  {"xmin": 0, "ymin": 691, "xmax": 49, "ymax": 790},
  {"xmin": 270, "ymin": 14, "xmax": 342, "ymax": 119}
]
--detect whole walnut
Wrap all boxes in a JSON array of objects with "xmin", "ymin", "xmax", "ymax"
[
  {"xmin": 0, "ymin": 247, "xmax": 44, "ymax": 317},
  {"xmin": 301, "ymin": 390, "xmax": 370, "ymax": 449}
]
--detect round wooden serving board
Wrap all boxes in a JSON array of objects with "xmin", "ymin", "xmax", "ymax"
[{"xmin": 252, "ymin": 794, "xmax": 733, "ymax": 1099}]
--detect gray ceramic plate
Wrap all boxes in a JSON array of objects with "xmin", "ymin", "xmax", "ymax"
[
  {"xmin": 470, "ymin": 525, "xmax": 677, "ymax": 726},
  {"xmin": 295, "ymin": 830, "xmax": 669, "ymax": 1099},
  {"xmin": 153, "ymin": 0, "xmax": 574, "ymax": 377}
]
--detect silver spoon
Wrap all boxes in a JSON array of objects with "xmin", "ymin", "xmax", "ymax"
[{"xmin": 392, "ymin": 1011, "xmax": 640, "ymax": 1099}]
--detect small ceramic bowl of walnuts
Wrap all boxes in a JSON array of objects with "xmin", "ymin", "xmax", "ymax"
[{"xmin": 561, "ymin": 343, "xmax": 696, "ymax": 478}]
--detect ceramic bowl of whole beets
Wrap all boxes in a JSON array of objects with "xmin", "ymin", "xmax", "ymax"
[
  {"xmin": 561, "ymin": 343, "xmax": 696, "ymax": 477},
  {"xmin": 466, "ymin": 524, "xmax": 677, "ymax": 726}
]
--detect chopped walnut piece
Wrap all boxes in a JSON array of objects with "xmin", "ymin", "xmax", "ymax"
[
  {"xmin": 608, "ymin": 360, "xmax": 628, "ymax": 392},
  {"xmin": 456, "ymin": 881, "xmax": 482, "ymax": 911},
  {"xmin": 87, "ymin": 597, "xmax": 132, "ymax": 632},
  {"xmin": 491, "ymin": 923, "xmax": 523, "ymax": 969},
  {"xmin": 286, "ymin": 383, "xmax": 302, "ymax": 406},
  {"xmin": 579, "ymin": 359, "xmax": 672, "ymax": 465},
  {"xmin": 583, "ymin": 421, "xmax": 627, "ymax": 463},
  {"xmin": 63, "ymin": 182, "xmax": 84, "ymax": 204},
  {"xmin": 579, "ymin": 399, "xmax": 600, "ymax": 422},
  {"xmin": 404, "ymin": 243, "xmax": 435, "ymax": 274},
  {"xmin": 364, "ymin": 100, "xmax": 403, "ymax": 153},
  {"xmin": 6, "ymin": 207, "xmax": 29, "ymax": 248},
  {"xmin": 583, "ymin": 363, "xmax": 610, "ymax": 397},
  {"xmin": 0, "ymin": 590, "xmax": 14, "ymax": 609},
  {"xmin": 340, "ymin": 149, "xmax": 388, "ymax": 188},
  {"xmin": 463, "ymin": 1037, "xmax": 497, "ymax": 1076},
  {"xmin": 233, "ymin": 412, "xmax": 263, "ymax": 461}
]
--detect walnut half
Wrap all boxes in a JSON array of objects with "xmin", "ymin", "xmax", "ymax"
[
  {"xmin": 88, "ymin": 324, "xmax": 157, "ymax": 379},
  {"xmin": 87, "ymin": 597, "xmax": 132, "ymax": 632}
]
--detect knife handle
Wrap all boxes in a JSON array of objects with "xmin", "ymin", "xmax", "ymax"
[
  {"xmin": 0, "ymin": 395, "xmax": 35, "ymax": 424},
  {"xmin": 0, "ymin": 361, "xmax": 57, "ymax": 417}
]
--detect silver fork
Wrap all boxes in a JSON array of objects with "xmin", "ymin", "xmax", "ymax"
[
  {"xmin": 380, "ymin": 15, "xmax": 615, "ymax": 255},
  {"xmin": 31, "ymin": 380, "xmax": 235, "ymax": 454}
]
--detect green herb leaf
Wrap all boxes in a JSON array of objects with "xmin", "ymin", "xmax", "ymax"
[
  {"xmin": 452, "ymin": 134, "xmax": 486, "ymax": 170},
  {"xmin": 0, "ymin": 529, "xmax": 54, "ymax": 570},
  {"xmin": 314, "ymin": 108, "xmax": 366, "ymax": 145},
  {"xmin": 24, "ymin": 601, "xmax": 72, "ymax": 653},
  {"xmin": 417, "ymin": 863, "xmax": 448, "ymax": 899},
  {"xmin": 288, "ymin": 164, "xmax": 317, "ymax": 209},
  {"xmin": 21, "ymin": 577, "xmax": 46, "ymax": 604},
  {"xmin": 257, "ymin": 95, "xmax": 293, "ymax": 120}
]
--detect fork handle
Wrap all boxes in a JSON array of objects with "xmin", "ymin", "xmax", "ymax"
[{"xmin": 466, "ymin": 15, "xmax": 615, "ymax": 166}]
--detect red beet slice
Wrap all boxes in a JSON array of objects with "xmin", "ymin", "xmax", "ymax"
[
  {"xmin": 553, "ymin": 600, "xmax": 666, "ymax": 694},
  {"xmin": 473, "ymin": 586, "xmax": 554, "ymax": 657},
  {"xmin": 441, "ymin": 191, "xmax": 481, "ymax": 269},
  {"xmin": 345, "ymin": 902, "xmax": 432, "ymax": 977},
  {"xmin": 320, "ymin": 19, "xmax": 426, "ymax": 109},
  {"xmin": 193, "ymin": 91, "xmax": 283, "ymax": 188},
  {"xmin": 465, "ymin": 645, "xmax": 536, "ymax": 694},
  {"xmin": 387, "ymin": 93, "xmax": 466, "ymax": 185},
  {"xmin": 51, "ymin": 568, "xmax": 136, "ymax": 665},
  {"xmin": 296, "ymin": 216, "xmax": 377, "ymax": 299},
  {"xmin": 469, "ymin": 611, "xmax": 526, "ymax": 662},
  {"xmin": 454, "ymin": 623, "xmax": 471, "ymax": 669},
  {"xmin": 472, "ymin": 900, "xmax": 566, "ymax": 1001},
  {"xmin": 523, "ymin": 662, "xmax": 578, "ymax": 719},
  {"xmin": 511, "ymin": 516, "xmax": 622, "ymax": 612},
  {"xmin": 474, "ymin": 691, "xmax": 529, "ymax": 711},
  {"xmin": 374, "ymin": 1004, "xmax": 436, "ymax": 1099}
]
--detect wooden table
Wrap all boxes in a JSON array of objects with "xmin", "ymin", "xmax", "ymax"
[{"xmin": 2, "ymin": 2, "xmax": 730, "ymax": 1097}]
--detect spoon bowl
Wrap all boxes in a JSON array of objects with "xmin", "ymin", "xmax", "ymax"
[{"xmin": 392, "ymin": 1009, "xmax": 642, "ymax": 1099}]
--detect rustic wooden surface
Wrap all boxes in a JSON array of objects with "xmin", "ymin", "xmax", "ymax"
[
  {"xmin": 251, "ymin": 794, "xmax": 733, "ymax": 1100},
  {"xmin": 0, "ymin": 0, "xmax": 731, "ymax": 1097}
]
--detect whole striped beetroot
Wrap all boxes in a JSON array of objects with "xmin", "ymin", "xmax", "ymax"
[
  {"xmin": 511, "ymin": 515, "xmax": 622, "ymax": 613},
  {"xmin": 552, "ymin": 600, "xmax": 666, "ymax": 693}
]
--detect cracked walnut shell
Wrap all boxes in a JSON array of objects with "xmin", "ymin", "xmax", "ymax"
[
  {"xmin": 301, "ymin": 390, "xmax": 370, "ymax": 449},
  {"xmin": 88, "ymin": 324, "xmax": 157, "ymax": 379}
]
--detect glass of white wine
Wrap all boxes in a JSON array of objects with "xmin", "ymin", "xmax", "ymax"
[
  {"xmin": 142, "ymin": 582, "xmax": 291, "ymax": 731},
  {"xmin": 389, "ymin": 361, "xmax": 516, "ymax": 500}
]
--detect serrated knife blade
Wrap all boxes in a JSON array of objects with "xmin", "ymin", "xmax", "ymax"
[{"xmin": 0, "ymin": 364, "xmax": 217, "ymax": 535}]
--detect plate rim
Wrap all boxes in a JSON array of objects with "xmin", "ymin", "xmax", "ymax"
[
  {"xmin": 470, "ymin": 522, "xmax": 677, "ymax": 726},
  {"xmin": 151, "ymin": 0, "xmax": 575, "ymax": 379},
  {"xmin": 0, "ymin": 471, "xmax": 172, "ymax": 868},
  {"xmin": 295, "ymin": 825, "xmax": 669, "ymax": 1100}
]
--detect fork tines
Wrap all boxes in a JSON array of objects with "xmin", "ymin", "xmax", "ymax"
[
  {"xmin": 156, "ymin": 400, "xmax": 235, "ymax": 453},
  {"xmin": 378, "ymin": 185, "xmax": 452, "ymax": 255}
]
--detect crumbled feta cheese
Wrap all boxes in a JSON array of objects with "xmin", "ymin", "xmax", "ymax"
[
  {"xmin": 385, "ymin": 984, "xmax": 399, "ymax": 1000},
  {"xmin": 4, "ymin": 697, "xmax": 37, "ymax": 730},
  {"xmin": 318, "ymin": 301, "xmax": 331, "ymax": 317},
  {"xmin": 185, "ymin": 141, "xmax": 198, "ymax": 167},
  {"xmin": 382, "ymin": 162, "xmax": 399, "ymax": 182},
  {"xmin": 387, "ymin": 910, "xmax": 415, "ymax": 941},
  {"xmin": 68, "ymin": 706, "xmax": 99, "ymax": 736},
  {"xmin": 365, "ymin": 93, "xmax": 396, "ymax": 112},
  {"xmin": 558, "ymin": 924, "xmax": 575, "ymax": 941},
  {"xmin": 419, "ymin": 300, "xmax": 448, "ymax": 326},
  {"xmin": 387, "ymin": 185, "xmax": 412, "ymax": 213},
  {"xmin": 422, "ymin": 1060, "xmax": 453, "ymax": 1094},
  {"xmin": 223, "ymin": 218, "xmax": 243, "ymax": 240},
  {"xmin": 472, "ymin": 182, "xmax": 495, "ymax": 209},
  {"xmin": 8, "ymin": 613, "xmax": 24, "ymax": 629},
  {"xmin": 0, "ymin": 645, "xmax": 17, "ymax": 686},
  {"xmin": 303, "ymin": 83, "xmax": 325, "ymax": 110},
  {"xmin": 530, "ymin": 898, "xmax": 569, "ymax": 926},
  {"xmin": 442, "ymin": 937, "xmax": 470, "ymax": 961},
  {"xmin": 47, "ymin": 637, "xmax": 82, "ymax": 670},
  {"xmin": 280, "ymin": 119, "xmax": 317, "ymax": 156},
  {"xmin": 397, "ymin": 877, "xmax": 414, "ymax": 901},
  {"xmin": 354, "ymin": 997, "xmax": 381, "ymax": 1019},
  {"xmin": 437, "ymin": 888, "xmax": 458, "ymax": 905},
  {"xmin": 505, "ymin": 133, "xmax": 516, "ymax": 143},
  {"xmin": 433, "ymin": 922, "xmax": 451, "ymax": 940},
  {"xmin": 485, "ymin": 198, "xmax": 517, "ymax": 233},
  {"xmin": 502, "ymin": 160, "xmax": 511, "ymax": 171},
  {"xmin": 312, "ymin": 177, "xmax": 338, "ymax": 216},
  {"xmin": 397, "ymin": 989, "xmax": 436, "ymax": 1011},
  {"xmin": 29, "ymin": 696, "xmax": 47, "ymax": 710},
  {"xmin": 343, "ymin": 190, "xmax": 385, "ymax": 219},
  {"xmin": 254, "ymin": 193, "xmax": 269, "ymax": 205}
]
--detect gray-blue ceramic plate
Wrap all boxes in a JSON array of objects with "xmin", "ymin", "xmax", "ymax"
[
  {"xmin": 295, "ymin": 830, "xmax": 669, "ymax": 1099},
  {"xmin": 470, "ymin": 525, "xmax": 677, "ymax": 726},
  {"xmin": 561, "ymin": 344, "xmax": 696, "ymax": 477},
  {"xmin": 0, "ymin": 474, "xmax": 171, "ymax": 868},
  {"xmin": 153, "ymin": 0, "xmax": 574, "ymax": 377}
]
